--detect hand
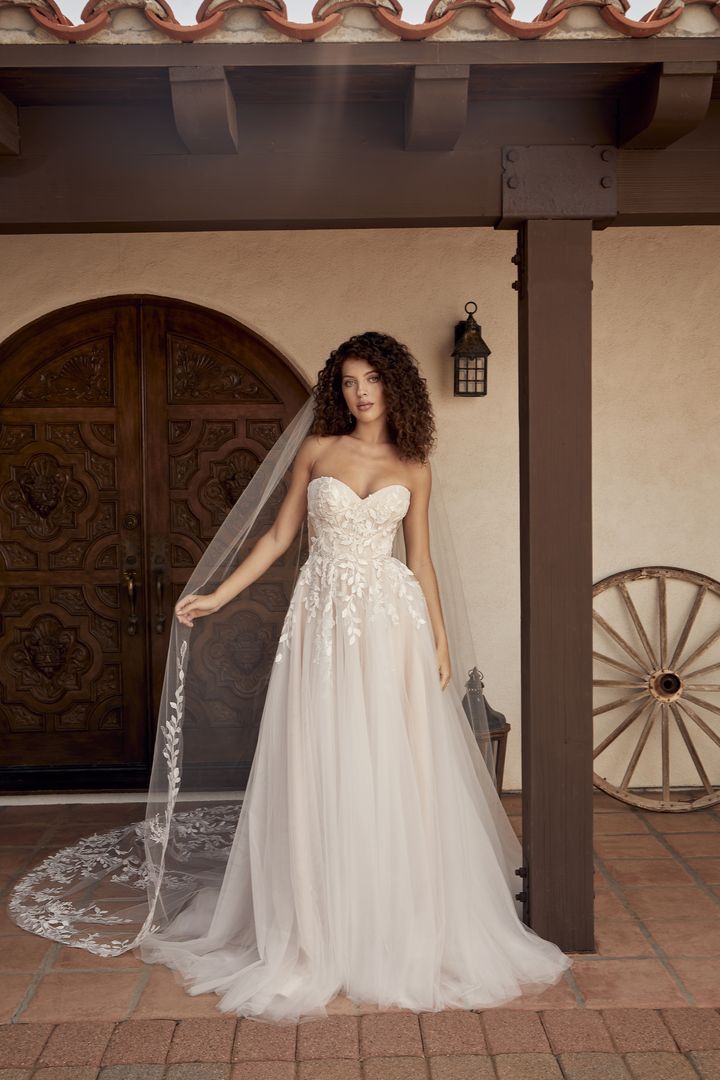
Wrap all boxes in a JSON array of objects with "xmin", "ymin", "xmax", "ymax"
[
  {"xmin": 174, "ymin": 592, "xmax": 223, "ymax": 628},
  {"xmin": 436, "ymin": 643, "xmax": 452, "ymax": 691}
]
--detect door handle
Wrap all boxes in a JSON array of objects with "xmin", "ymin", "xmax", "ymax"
[
  {"xmin": 154, "ymin": 567, "xmax": 166, "ymax": 635},
  {"xmin": 123, "ymin": 569, "xmax": 139, "ymax": 635}
]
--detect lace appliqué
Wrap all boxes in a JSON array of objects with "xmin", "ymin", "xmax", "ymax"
[{"xmin": 274, "ymin": 477, "xmax": 428, "ymax": 665}]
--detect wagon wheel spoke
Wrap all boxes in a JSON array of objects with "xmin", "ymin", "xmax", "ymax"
[
  {"xmin": 593, "ymin": 680, "xmax": 647, "ymax": 689},
  {"xmin": 593, "ymin": 610, "xmax": 649, "ymax": 674},
  {"xmin": 675, "ymin": 698, "xmax": 720, "ymax": 752},
  {"xmin": 619, "ymin": 701, "xmax": 658, "ymax": 792},
  {"xmin": 661, "ymin": 704, "xmax": 670, "ymax": 805},
  {"xmin": 594, "ymin": 651, "xmax": 649, "ymax": 678},
  {"xmin": 677, "ymin": 625, "xmax": 720, "ymax": 675},
  {"xmin": 669, "ymin": 584, "xmax": 707, "ymax": 669},
  {"xmin": 593, "ymin": 691, "xmax": 647, "ymax": 718},
  {"xmin": 594, "ymin": 696, "xmax": 652, "ymax": 759},
  {"xmin": 658, "ymin": 575, "xmax": 667, "ymax": 669},
  {"xmin": 669, "ymin": 701, "xmax": 714, "ymax": 796},
  {"xmin": 683, "ymin": 661, "xmax": 720, "ymax": 681},
  {"xmin": 684, "ymin": 692, "xmax": 720, "ymax": 718},
  {"xmin": 619, "ymin": 581, "xmax": 658, "ymax": 670},
  {"xmin": 685, "ymin": 685, "xmax": 720, "ymax": 692}
]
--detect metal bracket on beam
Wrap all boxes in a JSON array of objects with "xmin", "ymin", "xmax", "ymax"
[
  {"xmin": 404, "ymin": 65, "xmax": 469, "ymax": 152},
  {"xmin": 619, "ymin": 61, "xmax": 717, "ymax": 150},
  {"xmin": 169, "ymin": 66, "xmax": 238, "ymax": 155},
  {"xmin": 498, "ymin": 145, "xmax": 617, "ymax": 230},
  {"xmin": 0, "ymin": 93, "xmax": 19, "ymax": 156}
]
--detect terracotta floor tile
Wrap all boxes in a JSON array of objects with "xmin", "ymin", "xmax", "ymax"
[
  {"xmin": 166, "ymin": 1067, "xmax": 232, "ymax": 1080},
  {"xmin": 167, "ymin": 1018, "xmax": 237, "ymax": 1064},
  {"xmin": 666, "ymin": 835, "xmax": 720, "ymax": 859},
  {"xmin": 594, "ymin": 814, "xmax": 649, "ymax": 836},
  {"xmin": 97, "ymin": 1068, "xmax": 165, "ymax": 1079},
  {"xmin": 481, "ymin": 1009, "xmax": 550, "ymax": 1053},
  {"xmin": 670, "ymin": 959, "xmax": 720, "ymax": 1005},
  {"xmin": 556, "ymin": 1052, "xmax": 630, "ymax": 1078},
  {"xmin": 39, "ymin": 1022, "xmax": 115, "ymax": 1067},
  {"xmin": 504, "ymin": 976, "xmax": 579, "ymax": 1010},
  {"xmin": 232, "ymin": 1018, "xmax": 297, "ymax": 1062},
  {"xmin": 644, "ymin": 812, "xmax": 720, "ymax": 833},
  {"xmin": 625, "ymin": 1051, "xmax": 697, "ymax": 1079},
  {"xmin": 297, "ymin": 1062, "xmax": 362, "ymax": 1080},
  {"xmin": 418, "ymin": 1009, "xmax": 486, "ymax": 1055},
  {"xmin": 593, "ymin": 891, "xmax": 633, "ymax": 920},
  {"xmin": 622, "ymin": 886, "xmax": 718, "ymax": 921},
  {"xmin": 600, "ymin": 1009, "xmax": 675, "ymax": 1052},
  {"xmin": 602, "ymin": 860, "xmax": 694, "ymax": 887},
  {"xmin": 492, "ymin": 1053, "xmax": 563, "ymax": 1079},
  {"xmin": 132, "ymin": 968, "xmax": 224, "ymax": 1021},
  {"xmin": 661, "ymin": 1007, "xmax": 720, "ymax": 1051},
  {"xmin": 324, "ymin": 995, "xmax": 359, "ymax": 1015},
  {"xmin": 688, "ymin": 1050, "xmax": 720, "ymax": 1078},
  {"xmin": 0, "ymin": 1023, "xmax": 53, "ymax": 1066},
  {"xmin": 358, "ymin": 1011, "xmax": 423, "ymax": 1057},
  {"xmin": 570, "ymin": 959, "xmax": 688, "ymax": 1008},
  {"xmin": 0, "ymin": 935, "xmax": 53, "ymax": 972},
  {"xmin": 19, "ymin": 973, "xmax": 141, "ymax": 1023},
  {"xmin": 361, "ymin": 1059, "xmax": 428, "ymax": 1080},
  {"xmin": 229, "ymin": 1065, "xmax": 298, "ymax": 1080},
  {"xmin": 593, "ymin": 920, "xmax": 653, "ymax": 958},
  {"xmin": 540, "ymin": 1009, "xmax": 614, "ymax": 1052},
  {"xmin": 686, "ymin": 859, "xmax": 720, "ymax": 885},
  {"xmin": 34, "ymin": 1068, "xmax": 100, "ymax": 1079},
  {"xmin": 102, "ymin": 1020, "xmax": 176, "ymax": 1065},
  {"xmin": 594, "ymin": 794, "xmax": 631, "ymax": 813},
  {"xmin": 428, "ymin": 1056, "xmax": 496, "ymax": 1080},
  {"xmin": 294, "ymin": 1015, "xmax": 358, "ymax": 1061},
  {"xmin": 593, "ymin": 836, "xmax": 673, "ymax": 860},
  {"xmin": 51, "ymin": 947, "xmax": 143, "ymax": 972},
  {"xmin": 643, "ymin": 919, "xmax": 720, "ymax": 958},
  {"xmin": 0, "ymin": 975, "xmax": 34, "ymax": 1023}
]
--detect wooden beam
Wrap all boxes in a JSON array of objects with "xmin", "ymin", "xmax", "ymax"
[
  {"xmin": 516, "ymin": 218, "xmax": 595, "ymax": 952},
  {"xmin": 169, "ymin": 66, "xmax": 238, "ymax": 155},
  {"xmin": 404, "ymin": 65, "xmax": 469, "ymax": 151},
  {"xmin": 0, "ymin": 92, "xmax": 19, "ymax": 156},
  {"xmin": 619, "ymin": 61, "xmax": 717, "ymax": 149}
]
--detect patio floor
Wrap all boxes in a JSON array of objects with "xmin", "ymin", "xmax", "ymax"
[{"xmin": 1, "ymin": 791, "xmax": 720, "ymax": 1078}]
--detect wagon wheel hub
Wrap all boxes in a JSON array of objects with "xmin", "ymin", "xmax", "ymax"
[{"xmin": 648, "ymin": 669, "xmax": 684, "ymax": 702}]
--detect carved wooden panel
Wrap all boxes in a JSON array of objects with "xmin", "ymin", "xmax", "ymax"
[{"xmin": 0, "ymin": 297, "xmax": 309, "ymax": 791}]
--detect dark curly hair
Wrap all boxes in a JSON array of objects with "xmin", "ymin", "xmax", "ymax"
[{"xmin": 310, "ymin": 332, "xmax": 437, "ymax": 463}]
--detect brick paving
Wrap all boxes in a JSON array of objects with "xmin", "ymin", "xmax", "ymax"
[{"xmin": 1, "ymin": 794, "xmax": 720, "ymax": 1076}]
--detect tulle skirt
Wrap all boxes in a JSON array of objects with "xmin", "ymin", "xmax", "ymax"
[{"xmin": 138, "ymin": 555, "xmax": 572, "ymax": 1022}]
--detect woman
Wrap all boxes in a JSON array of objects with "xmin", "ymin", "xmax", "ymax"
[{"xmin": 9, "ymin": 331, "xmax": 571, "ymax": 1023}]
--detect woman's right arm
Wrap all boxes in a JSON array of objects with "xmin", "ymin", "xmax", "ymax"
[{"xmin": 174, "ymin": 435, "xmax": 319, "ymax": 627}]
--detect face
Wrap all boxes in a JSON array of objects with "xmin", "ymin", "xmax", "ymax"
[{"xmin": 340, "ymin": 357, "xmax": 386, "ymax": 425}]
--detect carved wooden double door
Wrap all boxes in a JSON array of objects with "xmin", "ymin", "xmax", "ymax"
[{"xmin": 0, "ymin": 297, "xmax": 308, "ymax": 791}]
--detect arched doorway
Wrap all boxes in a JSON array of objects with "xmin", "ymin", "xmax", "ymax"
[{"xmin": 0, "ymin": 296, "xmax": 309, "ymax": 792}]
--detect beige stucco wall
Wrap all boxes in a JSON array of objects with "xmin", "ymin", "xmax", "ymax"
[{"xmin": 1, "ymin": 225, "xmax": 718, "ymax": 790}]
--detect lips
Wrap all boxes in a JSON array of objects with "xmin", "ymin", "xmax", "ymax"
[{"xmin": 358, "ymin": 402, "xmax": 373, "ymax": 410}]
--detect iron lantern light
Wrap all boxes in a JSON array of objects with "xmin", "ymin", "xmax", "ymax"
[{"xmin": 452, "ymin": 301, "xmax": 491, "ymax": 397}]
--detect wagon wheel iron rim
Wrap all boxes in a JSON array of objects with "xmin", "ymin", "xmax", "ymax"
[{"xmin": 592, "ymin": 565, "xmax": 720, "ymax": 812}]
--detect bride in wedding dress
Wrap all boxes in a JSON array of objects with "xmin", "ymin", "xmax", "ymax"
[{"xmin": 9, "ymin": 330, "xmax": 571, "ymax": 1023}]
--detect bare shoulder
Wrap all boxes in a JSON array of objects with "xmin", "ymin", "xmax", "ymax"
[
  {"xmin": 403, "ymin": 458, "xmax": 433, "ymax": 500},
  {"xmin": 295, "ymin": 434, "xmax": 340, "ymax": 471}
]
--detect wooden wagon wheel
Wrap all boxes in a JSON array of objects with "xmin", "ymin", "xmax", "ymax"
[{"xmin": 593, "ymin": 566, "xmax": 720, "ymax": 812}]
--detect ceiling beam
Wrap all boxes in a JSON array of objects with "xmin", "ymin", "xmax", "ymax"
[
  {"xmin": 404, "ymin": 65, "xmax": 469, "ymax": 151},
  {"xmin": 619, "ymin": 60, "xmax": 717, "ymax": 149},
  {"xmin": 0, "ymin": 92, "xmax": 19, "ymax": 155},
  {"xmin": 169, "ymin": 66, "xmax": 238, "ymax": 155}
]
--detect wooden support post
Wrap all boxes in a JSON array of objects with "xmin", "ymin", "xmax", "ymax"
[{"xmin": 517, "ymin": 218, "xmax": 595, "ymax": 953}]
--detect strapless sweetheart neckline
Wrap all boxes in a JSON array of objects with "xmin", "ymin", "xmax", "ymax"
[{"xmin": 309, "ymin": 475, "xmax": 411, "ymax": 502}]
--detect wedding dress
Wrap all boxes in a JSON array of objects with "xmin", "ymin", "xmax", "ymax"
[
  {"xmin": 9, "ymin": 399, "xmax": 571, "ymax": 1023},
  {"xmin": 133, "ymin": 474, "xmax": 571, "ymax": 1020}
]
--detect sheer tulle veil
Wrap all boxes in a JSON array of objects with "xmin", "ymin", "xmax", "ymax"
[{"xmin": 9, "ymin": 388, "xmax": 523, "ymax": 973}]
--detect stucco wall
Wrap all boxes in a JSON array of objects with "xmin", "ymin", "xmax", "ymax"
[{"xmin": 1, "ymin": 225, "xmax": 718, "ymax": 790}]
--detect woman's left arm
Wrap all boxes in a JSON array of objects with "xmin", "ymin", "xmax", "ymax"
[{"xmin": 402, "ymin": 463, "xmax": 452, "ymax": 689}]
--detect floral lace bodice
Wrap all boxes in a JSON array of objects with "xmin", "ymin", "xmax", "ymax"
[{"xmin": 274, "ymin": 475, "xmax": 428, "ymax": 664}]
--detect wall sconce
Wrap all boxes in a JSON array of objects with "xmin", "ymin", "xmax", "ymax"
[{"xmin": 452, "ymin": 301, "xmax": 491, "ymax": 396}]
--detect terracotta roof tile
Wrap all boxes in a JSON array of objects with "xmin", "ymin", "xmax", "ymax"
[{"xmin": 0, "ymin": 0, "xmax": 718, "ymax": 42}]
